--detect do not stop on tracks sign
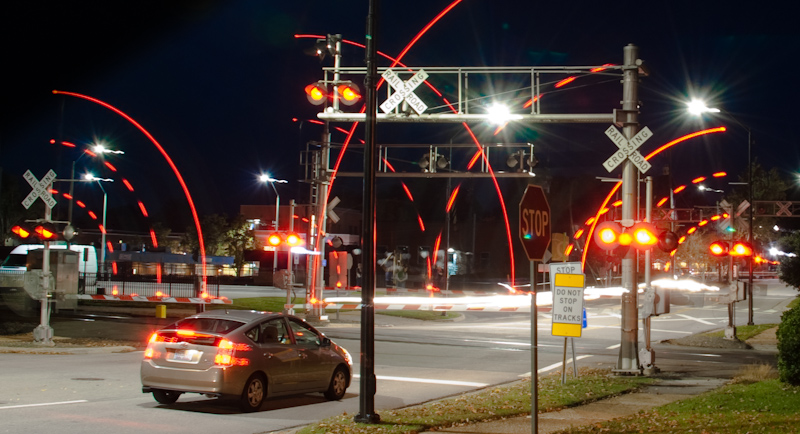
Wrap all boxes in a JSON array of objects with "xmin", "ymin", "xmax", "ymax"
[{"xmin": 519, "ymin": 185, "xmax": 551, "ymax": 261}]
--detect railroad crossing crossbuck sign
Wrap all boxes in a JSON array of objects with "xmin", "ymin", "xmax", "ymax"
[
  {"xmin": 380, "ymin": 69, "xmax": 428, "ymax": 114},
  {"xmin": 22, "ymin": 169, "xmax": 57, "ymax": 209},
  {"xmin": 602, "ymin": 125, "xmax": 652, "ymax": 173}
]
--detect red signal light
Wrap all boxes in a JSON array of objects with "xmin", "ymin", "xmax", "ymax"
[
  {"xmin": 11, "ymin": 225, "xmax": 31, "ymax": 239},
  {"xmin": 305, "ymin": 83, "xmax": 327, "ymax": 105},
  {"xmin": 709, "ymin": 241, "xmax": 729, "ymax": 257},
  {"xmin": 730, "ymin": 241, "xmax": 754, "ymax": 257},
  {"xmin": 593, "ymin": 221, "xmax": 623, "ymax": 250},
  {"xmin": 267, "ymin": 233, "xmax": 282, "ymax": 246},
  {"xmin": 34, "ymin": 225, "xmax": 57, "ymax": 240},
  {"xmin": 630, "ymin": 222, "xmax": 658, "ymax": 249},
  {"xmin": 337, "ymin": 83, "xmax": 361, "ymax": 106},
  {"xmin": 285, "ymin": 233, "xmax": 302, "ymax": 247}
]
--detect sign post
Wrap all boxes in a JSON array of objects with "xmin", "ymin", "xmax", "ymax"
[
  {"xmin": 518, "ymin": 185, "xmax": 550, "ymax": 434},
  {"xmin": 22, "ymin": 169, "xmax": 58, "ymax": 346}
]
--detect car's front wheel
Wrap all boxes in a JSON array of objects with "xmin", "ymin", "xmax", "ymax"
[
  {"xmin": 324, "ymin": 367, "xmax": 348, "ymax": 400},
  {"xmin": 152, "ymin": 389, "xmax": 182, "ymax": 404},
  {"xmin": 241, "ymin": 374, "xmax": 266, "ymax": 412}
]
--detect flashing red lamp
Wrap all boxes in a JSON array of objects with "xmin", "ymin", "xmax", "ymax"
[
  {"xmin": 337, "ymin": 83, "xmax": 361, "ymax": 106},
  {"xmin": 11, "ymin": 225, "xmax": 31, "ymax": 239},
  {"xmin": 709, "ymin": 241, "xmax": 730, "ymax": 257},
  {"xmin": 730, "ymin": 241, "xmax": 754, "ymax": 257},
  {"xmin": 630, "ymin": 222, "xmax": 658, "ymax": 249},
  {"xmin": 593, "ymin": 221, "xmax": 623, "ymax": 250},
  {"xmin": 267, "ymin": 233, "xmax": 282, "ymax": 247},
  {"xmin": 285, "ymin": 233, "xmax": 303, "ymax": 247},
  {"xmin": 304, "ymin": 83, "xmax": 327, "ymax": 105}
]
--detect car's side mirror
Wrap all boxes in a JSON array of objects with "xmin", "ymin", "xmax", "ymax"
[{"xmin": 320, "ymin": 337, "xmax": 332, "ymax": 347}]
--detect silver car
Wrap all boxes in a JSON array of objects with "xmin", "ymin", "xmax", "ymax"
[{"xmin": 141, "ymin": 310, "xmax": 352, "ymax": 412}]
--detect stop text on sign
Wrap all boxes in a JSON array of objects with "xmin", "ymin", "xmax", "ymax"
[{"xmin": 521, "ymin": 208, "xmax": 549, "ymax": 241}]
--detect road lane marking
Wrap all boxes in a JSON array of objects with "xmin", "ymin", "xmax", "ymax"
[
  {"xmin": 524, "ymin": 355, "xmax": 593, "ymax": 374},
  {"xmin": 606, "ymin": 344, "xmax": 620, "ymax": 349},
  {"xmin": 0, "ymin": 400, "xmax": 88, "ymax": 410},
  {"xmin": 649, "ymin": 328, "xmax": 692, "ymax": 334},
  {"xmin": 353, "ymin": 374, "xmax": 487, "ymax": 387},
  {"xmin": 676, "ymin": 314, "xmax": 716, "ymax": 325}
]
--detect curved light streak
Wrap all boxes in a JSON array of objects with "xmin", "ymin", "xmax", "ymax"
[
  {"xmin": 580, "ymin": 127, "xmax": 727, "ymax": 269},
  {"xmin": 52, "ymin": 90, "xmax": 207, "ymax": 278}
]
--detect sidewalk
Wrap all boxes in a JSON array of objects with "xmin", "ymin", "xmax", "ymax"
[{"xmin": 425, "ymin": 376, "xmax": 729, "ymax": 434}]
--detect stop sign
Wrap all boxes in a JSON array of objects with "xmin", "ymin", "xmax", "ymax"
[{"xmin": 519, "ymin": 185, "xmax": 551, "ymax": 261}]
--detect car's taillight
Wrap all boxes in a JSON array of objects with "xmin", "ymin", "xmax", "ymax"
[
  {"xmin": 214, "ymin": 339, "xmax": 251, "ymax": 367},
  {"xmin": 144, "ymin": 333, "xmax": 160, "ymax": 360}
]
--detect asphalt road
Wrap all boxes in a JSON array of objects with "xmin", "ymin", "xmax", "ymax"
[{"xmin": 0, "ymin": 279, "xmax": 793, "ymax": 434}]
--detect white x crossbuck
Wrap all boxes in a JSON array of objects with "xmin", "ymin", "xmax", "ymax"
[
  {"xmin": 380, "ymin": 69, "xmax": 429, "ymax": 114},
  {"xmin": 22, "ymin": 169, "xmax": 57, "ymax": 210},
  {"xmin": 602, "ymin": 125, "xmax": 653, "ymax": 174}
]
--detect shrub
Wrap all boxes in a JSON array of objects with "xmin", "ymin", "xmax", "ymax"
[{"xmin": 777, "ymin": 307, "xmax": 800, "ymax": 385}]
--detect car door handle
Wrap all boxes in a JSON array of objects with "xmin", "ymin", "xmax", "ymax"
[{"xmin": 299, "ymin": 352, "xmax": 308, "ymax": 359}]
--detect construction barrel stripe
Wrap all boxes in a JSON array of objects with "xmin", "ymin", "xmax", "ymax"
[{"xmin": 72, "ymin": 294, "xmax": 233, "ymax": 304}]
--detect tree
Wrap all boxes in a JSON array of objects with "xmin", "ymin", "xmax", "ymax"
[
  {"xmin": 778, "ymin": 230, "xmax": 800, "ymax": 291},
  {"xmin": 181, "ymin": 214, "xmax": 231, "ymax": 257},
  {"xmin": 226, "ymin": 214, "xmax": 257, "ymax": 277},
  {"xmin": 726, "ymin": 161, "xmax": 788, "ymax": 248}
]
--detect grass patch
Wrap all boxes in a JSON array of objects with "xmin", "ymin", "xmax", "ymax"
[
  {"xmin": 557, "ymin": 379, "xmax": 800, "ymax": 433},
  {"xmin": 701, "ymin": 323, "xmax": 778, "ymax": 341},
  {"xmin": 297, "ymin": 368, "xmax": 651, "ymax": 434},
  {"xmin": 732, "ymin": 364, "xmax": 779, "ymax": 385},
  {"xmin": 787, "ymin": 295, "xmax": 800, "ymax": 310}
]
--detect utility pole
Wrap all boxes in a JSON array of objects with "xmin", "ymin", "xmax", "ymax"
[{"xmin": 616, "ymin": 44, "xmax": 641, "ymax": 374}]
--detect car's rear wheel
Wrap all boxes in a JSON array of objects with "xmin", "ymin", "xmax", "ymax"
[
  {"xmin": 152, "ymin": 389, "xmax": 182, "ymax": 404},
  {"xmin": 241, "ymin": 374, "xmax": 266, "ymax": 412},
  {"xmin": 324, "ymin": 367, "xmax": 348, "ymax": 401}
]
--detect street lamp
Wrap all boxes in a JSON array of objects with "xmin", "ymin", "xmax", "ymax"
[
  {"xmin": 258, "ymin": 174, "xmax": 288, "ymax": 272},
  {"xmin": 84, "ymin": 173, "xmax": 113, "ymax": 276},
  {"xmin": 687, "ymin": 98, "xmax": 755, "ymax": 325},
  {"xmin": 67, "ymin": 142, "xmax": 124, "ymax": 228}
]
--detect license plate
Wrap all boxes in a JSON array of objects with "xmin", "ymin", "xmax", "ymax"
[{"xmin": 168, "ymin": 349, "xmax": 198, "ymax": 363}]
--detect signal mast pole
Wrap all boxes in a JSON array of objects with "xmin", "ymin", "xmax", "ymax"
[{"xmin": 616, "ymin": 44, "xmax": 641, "ymax": 374}]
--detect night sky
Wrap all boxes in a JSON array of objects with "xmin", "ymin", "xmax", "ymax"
[{"xmin": 3, "ymin": 1, "xmax": 799, "ymax": 234}]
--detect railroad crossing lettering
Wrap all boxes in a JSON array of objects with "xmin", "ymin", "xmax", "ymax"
[
  {"xmin": 22, "ymin": 169, "xmax": 57, "ymax": 209},
  {"xmin": 380, "ymin": 69, "xmax": 429, "ymax": 114},
  {"xmin": 602, "ymin": 125, "xmax": 652, "ymax": 173}
]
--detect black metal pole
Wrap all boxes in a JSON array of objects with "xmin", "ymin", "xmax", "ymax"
[
  {"xmin": 747, "ymin": 129, "xmax": 754, "ymax": 325},
  {"xmin": 355, "ymin": 0, "xmax": 380, "ymax": 424}
]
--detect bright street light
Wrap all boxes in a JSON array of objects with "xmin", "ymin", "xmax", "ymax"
[
  {"xmin": 83, "ymin": 173, "xmax": 113, "ymax": 276},
  {"xmin": 687, "ymin": 97, "xmax": 755, "ymax": 326},
  {"xmin": 698, "ymin": 184, "xmax": 724, "ymax": 193},
  {"xmin": 93, "ymin": 143, "xmax": 125, "ymax": 155},
  {"xmin": 258, "ymin": 173, "xmax": 288, "ymax": 271},
  {"xmin": 686, "ymin": 99, "xmax": 721, "ymax": 115}
]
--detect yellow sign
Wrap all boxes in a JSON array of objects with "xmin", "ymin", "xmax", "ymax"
[{"xmin": 551, "ymin": 273, "xmax": 585, "ymax": 338}]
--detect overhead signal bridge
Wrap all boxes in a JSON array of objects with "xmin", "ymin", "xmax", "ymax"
[
  {"xmin": 302, "ymin": 141, "xmax": 541, "ymax": 180},
  {"xmin": 313, "ymin": 65, "xmax": 633, "ymax": 125}
]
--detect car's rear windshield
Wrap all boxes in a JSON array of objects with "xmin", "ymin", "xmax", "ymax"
[{"xmin": 169, "ymin": 318, "xmax": 245, "ymax": 335}]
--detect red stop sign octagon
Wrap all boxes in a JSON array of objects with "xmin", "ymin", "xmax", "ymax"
[{"xmin": 519, "ymin": 185, "xmax": 551, "ymax": 261}]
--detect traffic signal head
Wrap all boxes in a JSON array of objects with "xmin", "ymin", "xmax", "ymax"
[
  {"xmin": 304, "ymin": 83, "xmax": 327, "ymax": 105},
  {"xmin": 337, "ymin": 83, "xmax": 361, "ymax": 106},
  {"xmin": 11, "ymin": 225, "xmax": 31, "ymax": 239},
  {"xmin": 267, "ymin": 233, "xmax": 282, "ymax": 247},
  {"xmin": 630, "ymin": 222, "xmax": 658, "ymax": 249},
  {"xmin": 285, "ymin": 233, "xmax": 303, "ymax": 247},
  {"xmin": 657, "ymin": 230, "xmax": 679, "ymax": 253},
  {"xmin": 709, "ymin": 240, "xmax": 729, "ymax": 257},
  {"xmin": 730, "ymin": 241, "xmax": 754, "ymax": 257},
  {"xmin": 593, "ymin": 221, "xmax": 623, "ymax": 250}
]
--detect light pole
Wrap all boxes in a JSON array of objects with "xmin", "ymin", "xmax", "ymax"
[
  {"xmin": 259, "ymin": 174, "xmax": 288, "ymax": 273},
  {"xmin": 688, "ymin": 99, "xmax": 755, "ymax": 325},
  {"xmin": 84, "ymin": 174, "xmax": 112, "ymax": 276}
]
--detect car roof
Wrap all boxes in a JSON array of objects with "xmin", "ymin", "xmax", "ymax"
[{"xmin": 188, "ymin": 309, "xmax": 283, "ymax": 323}]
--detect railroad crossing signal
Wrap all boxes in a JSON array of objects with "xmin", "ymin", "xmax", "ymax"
[
  {"xmin": 22, "ymin": 169, "xmax": 57, "ymax": 209},
  {"xmin": 519, "ymin": 185, "xmax": 551, "ymax": 261},
  {"xmin": 380, "ymin": 69, "xmax": 429, "ymax": 114},
  {"xmin": 602, "ymin": 125, "xmax": 652, "ymax": 173}
]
